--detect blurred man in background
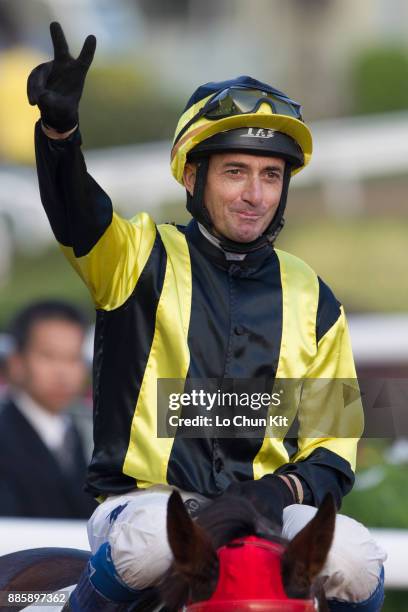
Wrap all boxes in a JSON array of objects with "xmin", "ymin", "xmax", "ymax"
[{"xmin": 0, "ymin": 299, "xmax": 96, "ymax": 518}]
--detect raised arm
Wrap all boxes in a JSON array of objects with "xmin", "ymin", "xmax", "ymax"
[{"xmin": 28, "ymin": 23, "xmax": 156, "ymax": 310}]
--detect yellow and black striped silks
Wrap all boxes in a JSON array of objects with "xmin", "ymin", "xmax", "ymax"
[
  {"xmin": 61, "ymin": 212, "xmax": 361, "ymax": 503},
  {"xmin": 35, "ymin": 122, "xmax": 362, "ymax": 506}
]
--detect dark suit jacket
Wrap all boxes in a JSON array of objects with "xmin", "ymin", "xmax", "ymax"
[{"xmin": 0, "ymin": 398, "xmax": 96, "ymax": 519}]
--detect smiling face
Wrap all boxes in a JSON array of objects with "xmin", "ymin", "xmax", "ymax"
[{"xmin": 184, "ymin": 152, "xmax": 285, "ymax": 243}]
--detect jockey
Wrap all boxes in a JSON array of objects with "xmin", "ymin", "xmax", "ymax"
[{"xmin": 28, "ymin": 23, "xmax": 386, "ymax": 612}]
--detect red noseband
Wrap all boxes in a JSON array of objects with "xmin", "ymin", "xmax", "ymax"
[{"xmin": 186, "ymin": 535, "xmax": 317, "ymax": 611}]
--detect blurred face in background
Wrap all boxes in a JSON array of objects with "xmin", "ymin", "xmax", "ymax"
[{"xmin": 7, "ymin": 318, "xmax": 86, "ymax": 414}]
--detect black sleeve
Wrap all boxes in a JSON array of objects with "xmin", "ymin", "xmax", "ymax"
[
  {"xmin": 34, "ymin": 120, "xmax": 113, "ymax": 257},
  {"xmin": 275, "ymin": 447, "xmax": 355, "ymax": 509}
]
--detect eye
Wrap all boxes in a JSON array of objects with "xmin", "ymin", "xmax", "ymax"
[
  {"xmin": 226, "ymin": 168, "xmax": 241, "ymax": 175},
  {"xmin": 266, "ymin": 171, "xmax": 281, "ymax": 181}
]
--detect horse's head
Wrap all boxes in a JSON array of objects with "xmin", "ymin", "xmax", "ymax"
[{"xmin": 160, "ymin": 490, "xmax": 336, "ymax": 611}]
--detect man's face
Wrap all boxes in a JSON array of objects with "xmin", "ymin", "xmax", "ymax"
[
  {"xmin": 8, "ymin": 319, "xmax": 86, "ymax": 414},
  {"xmin": 184, "ymin": 152, "xmax": 285, "ymax": 243}
]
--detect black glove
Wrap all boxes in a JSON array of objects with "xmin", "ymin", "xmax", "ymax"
[
  {"xmin": 227, "ymin": 474, "xmax": 295, "ymax": 528},
  {"xmin": 27, "ymin": 22, "xmax": 96, "ymax": 132}
]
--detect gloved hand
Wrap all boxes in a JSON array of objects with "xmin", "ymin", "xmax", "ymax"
[
  {"xmin": 27, "ymin": 22, "xmax": 96, "ymax": 132},
  {"xmin": 227, "ymin": 474, "xmax": 295, "ymax": 528}
]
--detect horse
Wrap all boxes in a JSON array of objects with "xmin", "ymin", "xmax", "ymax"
[
  {"xmin": 0, "ymin": 547, "xmax": 89, "ymax": 611},
  {"xmin": 159, "ymin": 490, "xmax": 336, "ymax": 611},
  {"xmin": 0, "ymin": 491, "xmax": 336, "ymax": 611}
]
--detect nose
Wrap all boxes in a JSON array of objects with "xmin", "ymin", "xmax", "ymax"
[{"xmin": 241, "ymin": 176, "xmax": 263, "ymax": 207}]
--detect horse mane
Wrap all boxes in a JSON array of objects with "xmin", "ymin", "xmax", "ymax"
[{"xmin": 195, "ymin": 492, "xmax": 283, "ymax": 549}]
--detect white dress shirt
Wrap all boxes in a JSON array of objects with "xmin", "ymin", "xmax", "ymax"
[{"xmin": 11, "ymin": 389, "xmax": 69, "ymax": 453}]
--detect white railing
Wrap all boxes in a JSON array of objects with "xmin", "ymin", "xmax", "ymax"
[{"xmin": 0, "ymin": 519, "xmax": 406, "ymax": 589}]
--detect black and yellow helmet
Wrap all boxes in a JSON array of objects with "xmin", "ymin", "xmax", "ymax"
[
  {"xmin": 171, "ymin": 75, "xmax": 312, "ymax": 185},
  {"xmin": 172, "ymin": 76, "xmax": 313, "ymax": 251}
]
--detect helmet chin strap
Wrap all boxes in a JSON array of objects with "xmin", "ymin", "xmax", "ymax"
[{"xmin": 186, "ymin": 159, "xmax": 292, "ymax": 254}]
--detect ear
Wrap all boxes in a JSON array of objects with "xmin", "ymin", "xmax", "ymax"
[
  {"xmin": 167, "ymin": 491, "xmax": 217, "ymax": 571},
  {"xmin": 281, "ymin": 494, "xmax": 336, "ymax": 598},
  {"xmin": 162, "ymin": 491, "xmax": 218, "ymax": 608},
  {"xmin": 183, "ymin": 162, "xmax": 197, "ymax": 196}
]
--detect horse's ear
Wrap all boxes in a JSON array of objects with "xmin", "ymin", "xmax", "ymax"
[
  {"xmin": 162, "ymin": 491, "xmax": 219, "ymax": 609},
  {"xmin": 281, "ymin": 494, "xmax": 336, "ymax": 598},
  {"xmin": 167, "ymin": 491, "xmax": 215, "ymax": 567}
]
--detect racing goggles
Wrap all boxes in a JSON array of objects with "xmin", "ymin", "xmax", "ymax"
[{"xmin": 175, "ymin": 87, "xmax": 303, "ymax": 146}]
